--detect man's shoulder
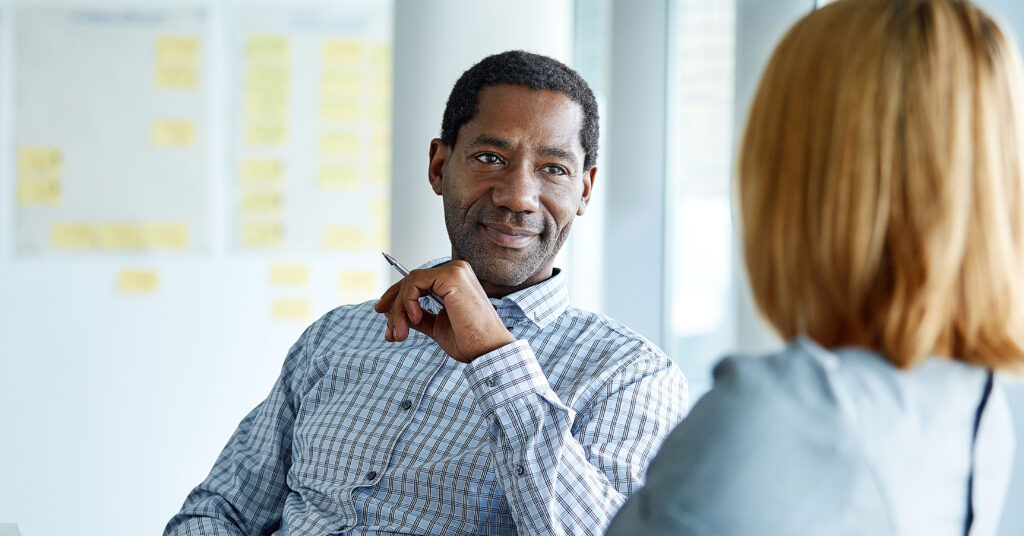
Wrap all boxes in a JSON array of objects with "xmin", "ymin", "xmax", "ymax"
[
  {"xmin": 558, "ymin": 307, "xmax": 668, "ymax": 361},
  {"xmin": 300, "ymin": 299, "xmax": 386, "ymax": 353},
  {"xmin": 547, "ymin": 307, "xmax": 682, "ymax": 391}
]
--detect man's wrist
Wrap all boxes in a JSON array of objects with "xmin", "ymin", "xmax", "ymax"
[
  {"xmin": 464, "ymin": 340, "xmax": 567, "ymax": 414},
  {"xmin": 464, "ymin": 331, "xmax": 517, "ymax": 363}
]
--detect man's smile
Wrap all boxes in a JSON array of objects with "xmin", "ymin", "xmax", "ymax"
[{"xmin": 481, "ymin": 222, "xmax": 540, "ymax": 249}]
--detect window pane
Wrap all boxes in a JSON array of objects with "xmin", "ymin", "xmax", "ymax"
[{"xmin": 666, "ymin": 0, "xmax": 736, "ymax": 397}]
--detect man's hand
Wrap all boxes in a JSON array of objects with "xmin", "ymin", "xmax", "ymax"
[{"xmin": 374, "ymin": 260, "xmax": 516, "ymax": 363}]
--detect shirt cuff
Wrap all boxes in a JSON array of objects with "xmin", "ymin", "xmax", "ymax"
[{"xmin": 463, "ymin": 339, "xmax": 568, "ymax": 414}]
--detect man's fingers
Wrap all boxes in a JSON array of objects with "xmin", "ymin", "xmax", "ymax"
[
  {"xmin": 391, "ymin": 308, "xmax": 409, "ymax": 341},
  {"xmin": 375, "ymin": 281, "xmax": 403, "ymax": 312},
  {"xmin": 407, "ymin": 311, "xmax": 436, "ymax": 337},
  {"xmin": 399, "ymin": 279, "xmax": 428, "ymax": 325},
  {"xmin": 388, "ymin": 273, "xmax": 436, "ymax": 342}
]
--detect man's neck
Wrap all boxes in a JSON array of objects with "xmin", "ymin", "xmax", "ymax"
[{"xmin": 479, "ymin": 268, "xmax": 556, "ymax": 299}]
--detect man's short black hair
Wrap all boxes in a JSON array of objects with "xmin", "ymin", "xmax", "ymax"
[{"xmin": 440, "ymin": 50, "xmax": 599, "ymax": 170}]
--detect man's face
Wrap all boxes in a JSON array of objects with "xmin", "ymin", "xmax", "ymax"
[{"xmin": 428, "ymin": 84, "xmax": 595, "ymax": 297}]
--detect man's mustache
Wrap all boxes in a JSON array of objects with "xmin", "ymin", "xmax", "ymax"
[{"xmin": 476, "ymin": 207, "xmax": 546, "ymax": 234}]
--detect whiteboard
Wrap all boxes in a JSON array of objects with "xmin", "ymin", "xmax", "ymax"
[
  {"xmin": 229, "ymin": 1, "xmax": 393, "ymax": 264},
  {"xmin": 0, "ymin": 3, "xmax": 398, "ymax": 534},
  {"xmin": 14, "ymin": 5, "xmax": 210, "ymax": 255}
]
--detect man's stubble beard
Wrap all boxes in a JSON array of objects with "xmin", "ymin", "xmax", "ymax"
[{"xmin": 443, "ymin": 194, "xmax": 573, "ymax": 287}]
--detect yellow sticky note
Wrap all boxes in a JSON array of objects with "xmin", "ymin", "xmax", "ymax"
[
  {"xmin": 51, "ymin": 223, "xmax": 94, "ymax": 249},
  {"xmin": 242, "ymin": 192, "xmax": 285, "ymax": 213},
  {"xmin": 271, "ymin": 264, "xmax": 309, "ymax": 286},
  {"xmin": 152, "ymin": 120, "xmax": 195, "ymax": 147},
  {"xmin": 156, "ymin": 36, "xmax": 199, "ymax": 63},
  {"xmin": 96, "ymin": 223, "xmax": 145, "ymax": 251},
  {"xmin": 371, "ymin": 99, "xmax": 390, "ymax": 122},
  {"xmin": 321, "ymin": 71, "xmax": 361, "ymax": 95},
  {"xmin": 372, "ymin": 43, "xmax": 392, "ymax": 65},
  {"xmin": 156, "ymin": 66, "xmax": 198, "ymax": 90},
  {"xmin": 339, "ymin": 270, "xmax": 380, "ymax": 304},
  {"xmin": 144, "ymin": 222, "xmax": 189, "ymax": 249},
  {"xmin": 118, "ymin": 269, "xmax": 159, "ymax": 294},
  {"xmin": 241, "ymin": 159, "xmax": 284, "ymax": 182},
  {"xmin": 320, "ymin": 98, "xmax": 360, "ymax": 121},
  {"xmin": 248, "ymin": 35, "xmax": 289, "ymax": 64},
  {"xmin": 317, "ymin": 165, "xmax": 358, "ymax": 190},
  {"xmin": 247, "ymin": 122, "xmax": 288, "ymax": 146},
  {"xmin": 323, "ymin": 226, "xmax": 363, "ymax": 251},
  {"xmin": 373, "ymin": 72, "xmax": 392, "ymax": 96},
  {"xmin": 339, "ymin": 270, "xmax": 378, "ymax": 292},
  {"xmin": 319, "ymin": 132, "xmax": 359, "ymax": 155},
  {"xmin": 247, "ymin": 67, "xmax": 290, "ymax": 94},
  {"xmin": 17, "ymin": 180, "xmax": 61, "ymax": 205},
  {"xmin": 370, "ymin": 133, "xmax": 390, "ymax": 156},
  {"xmin": 272, "ymin": 299, "xmax": 310, "ymax": 321},
  {"xmin": 18, "ymin": 147, "xmax": 62, "ymax": 178},
  {"xmin": 242, "ymin": 222, "xmax": 284, "ymax": 247},
  {"xmin": 339, "ymin": 270, "xmax": 380, "ymax": 305},
  {"xmin": 323, "ymin": 39, "xmax": 362, "ymax": 64},
  {"xmin": 245, "ymin": 89, "xmax": 289, "ymax": 116}
]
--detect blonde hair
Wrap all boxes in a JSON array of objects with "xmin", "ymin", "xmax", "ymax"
[{"xmin": 738, "ymin": 0, "xmax": 1024, "ymax": 370}]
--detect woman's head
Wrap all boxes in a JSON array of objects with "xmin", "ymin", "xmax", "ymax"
[{"xmin": 739, "ymin": 0, "xmax": 1024, "ymax": 370}]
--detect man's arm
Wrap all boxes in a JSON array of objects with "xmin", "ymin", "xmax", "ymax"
[
  {"xmin": 464, "ymin": 340, "xmax": 687, "ymax": 535},
  {"xmin": 376, "ymin": 261, "xmax": 687, "ymax": 533},
  {"xmin": 164, "ymin": 327, "xmax": 311, "ymax": 536}
]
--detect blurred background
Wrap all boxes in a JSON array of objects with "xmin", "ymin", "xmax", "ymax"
[{"xmin": 0, "ymin": 0, "xmax": 1021, "ymax": 534}]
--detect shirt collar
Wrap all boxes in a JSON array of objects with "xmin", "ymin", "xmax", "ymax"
[{"xmin": 420, "ymin": 257, "xmax": 570, "ymax": 329}]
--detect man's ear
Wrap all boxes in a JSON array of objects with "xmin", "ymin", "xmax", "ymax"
[
  {"xmin": 577, "ymin": 166, "xmax": 597, "ymax": 216},
  {"xmin": 428, "ymin": 138, "xmax": 450, "ymax": 196}
]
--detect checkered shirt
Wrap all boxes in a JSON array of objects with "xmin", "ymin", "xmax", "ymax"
[{"xmin": 165, "ymin": 259, "xmax": 688, "ymax": 536}]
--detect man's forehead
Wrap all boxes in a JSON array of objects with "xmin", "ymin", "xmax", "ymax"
[{"xmin": 458, "ymin": 85, "xmax": 585, "ymax": 154}]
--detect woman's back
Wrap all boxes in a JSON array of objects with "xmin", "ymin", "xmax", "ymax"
[
  {"xmin": 607, "ymin": 338, "xmax": 1015, "ymax": 535},
  {"xmin": 610, "ymin": 0, "xmax": 1024, "ymax": 533}
]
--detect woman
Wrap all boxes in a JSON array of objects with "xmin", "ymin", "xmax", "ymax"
[{"xmin": 607, "ymin": 1, "xmax": 1022, "ymax": 534}]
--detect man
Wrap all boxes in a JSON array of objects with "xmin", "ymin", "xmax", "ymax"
[{"xmin": 165, "ymin": 50, "xmax": 687, "ymax": 536}]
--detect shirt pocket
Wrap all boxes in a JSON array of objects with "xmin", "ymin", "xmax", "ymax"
[{"xmin": 289, "ymin": 351, "xmax": 394, "ymax": 488}]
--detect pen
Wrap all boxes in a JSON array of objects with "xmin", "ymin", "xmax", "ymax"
[{"xmin": 382, "ymin": 252, "xmax": 445, "ymax": 309}]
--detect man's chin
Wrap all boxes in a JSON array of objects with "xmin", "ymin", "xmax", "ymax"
[{"xmin": 471, "ymin": 258, "xmax": 538, "ymax": 288}]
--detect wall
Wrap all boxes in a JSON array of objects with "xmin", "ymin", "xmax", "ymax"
[{"xmin": 0, "ymin": 1, "xmax": 573, "ymax": 534}]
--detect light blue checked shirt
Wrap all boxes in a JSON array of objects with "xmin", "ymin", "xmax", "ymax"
[{"xmin": 165, "ymin": 259, "xmax": 688, "ymax": 536}]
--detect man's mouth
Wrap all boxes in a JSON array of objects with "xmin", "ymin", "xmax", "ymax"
[{"xmin": 481, "ymin": 222, "xmax": 539, "ymax": 249}]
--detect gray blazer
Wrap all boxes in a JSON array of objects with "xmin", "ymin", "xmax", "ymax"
[{"xmin": 606, "ymin": 337, "xmax": 1015, "ymax": 535}]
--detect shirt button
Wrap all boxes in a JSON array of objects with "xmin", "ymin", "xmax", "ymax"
[
  {"xmin": 366, "ymin": 470, "xmax": 377, "ymax": 481},
  {"xmin": 505, "ymin": 324, "xmax": 514, "ymax": 330},
  {"xmin": 515, "ymin": 464, "xmax": 526, "ymax": 476},
  {"xmin": 400, "ymin": 399, "xmax": 412, "ymax": 410},
  {"xmin": 487, "ymin": 375, "xmax": 500, "ymax": 387}
]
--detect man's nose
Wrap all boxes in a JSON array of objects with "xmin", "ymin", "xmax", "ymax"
[{"xmin": 491, "ymin": 162, "xmax": 540, "ymax": 213}]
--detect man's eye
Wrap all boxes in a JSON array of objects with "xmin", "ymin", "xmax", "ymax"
[
  {"xmin": 542, "ymin": 164, "xmax": 568, "ymax": 176},
  {"xmin": 475, "ymin": 153, "xmax": 502, "ymax": 165}
]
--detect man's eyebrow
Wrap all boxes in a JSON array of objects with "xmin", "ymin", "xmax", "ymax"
[
  {"xmin": 464, "ymin": 135, "xmax": 580, "ymax": 168},
  {"xmin": 464, "ymin": 135, "xmax": 511, "ymax": 150},
  {"xmin": 538, "ymin": 146, "xmax": 579, "ymax": 167}
]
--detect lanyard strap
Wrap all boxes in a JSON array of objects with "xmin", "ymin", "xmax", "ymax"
[{"xmin": 964, "ymin": 370, "xmax": 995, "ymax": 536}]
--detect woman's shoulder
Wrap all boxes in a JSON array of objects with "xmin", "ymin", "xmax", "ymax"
[
  {"xmin": 701, "ymin": 336, "xmax": 862, "ymax": 432},
  {"xmin": 606, "ymin": 339, "xmax": 890, "ymax": 535}
]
